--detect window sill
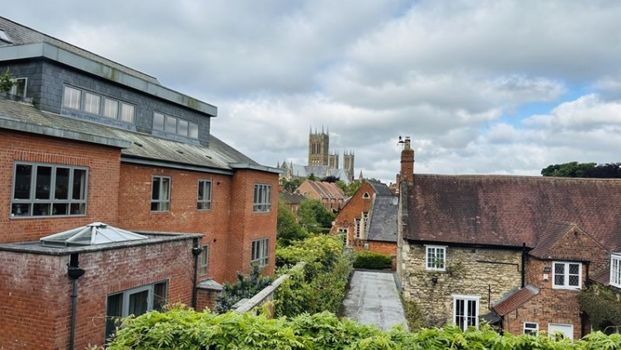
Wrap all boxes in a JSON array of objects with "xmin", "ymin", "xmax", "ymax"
[
  {"xmin": 10, "ymin": 213, "xmax": 87, "ymax": 220},
  {"xmin": 552, "ymin": 286, "xmax": 581, "ymax": 291}
]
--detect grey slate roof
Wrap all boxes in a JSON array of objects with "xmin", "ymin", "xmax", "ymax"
[
  {"xmin": 0, "ymin": 98, "xmax": 268, "ymax": 173},
  {"xmin": 0, "ymin": 16, "xmax": 159, "ymax": 84},
  {"xmin": 368, "ymin": 180, "xmax": 394, "ymax": 196},
  {"xmin": 367, "ymin": 196, "xmax": 398, "ymax": 243}
]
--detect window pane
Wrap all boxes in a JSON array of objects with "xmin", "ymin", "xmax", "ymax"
[
  {"xmin": 569, "ymin": 264, "xmax": 579, "ymax": 275},
  {"xmin": 153, "ymin": 112, "xmax": 165, "ymax": 131},
  {"xmin": 84, "ymin": 92, "xmax": 100, "ymax": 114},
  {"xmin": 35, "ymin": 166, "xmax": 52, "ymax": 199},
  {"xmin": 54, "ymin": 167, "xmax": 70, "ymax": 200},
  {"xmin": 554, "ymin": 273, "xmax": 564, "ymax": 286},
  {"xmin": 72, "ymin": 169, "xmax": 87, "ymax": 200},
  {"xmin": 197, "ymin": 181, "xmax": 205, "ymax": 201},
  {"xmin": 33, "ymin": 203, "xmax": 51, "ymax": 216},
  {"xmin": 200, "ymin": 245, "xmax": 209, "ymax": 274},
  {"xmin": 11, "ymin": 203, "xmax": 31, "ymax": 216},
  {"xmin": 569, "ymin": 275, "xmax": 579, "ymax": 286},
  {"xmin": 70, "ymin": 203, "xmax": 85, "ymax": 215},
  {"xmin": 52, "ymin": 203, "xmax": 68, "ymax": 215},
  {"xmin": 177, "ymin": 120, "xmax": 188, "ymax": 136},
  {"xmin": 554, "ymin": 263, "xmax": 564, "ymax": 274},
  {"xmin": 154, "ymin": 283, "xmax": 167, "ymax": 311},
  {"xmin": 103, "ymin": 98, "xmax": 119, "ymax": 119},
  {"xmin": 13, "ymin": 164, "xmax": 32, "ymax": 199},
  {"xmin": 165, "ymin": 116, "xmax": 177, "ymax": 133},
  {"xmin": 105, "ymin": 293, "xmax": 123, "ymax": 340},
  {"xmin": 11, "ymin": 78, "xmax": 27, "ymax": 99},
  {"xmin": 161, "ymin": 178, "xmax": 170, "ymax": 200},
  {"xmin": 120, "ymin": 103, "xmax": 134, "ymax": 123},
  {"xmin": 63, "ymin": 86, "xmax": 81, "ymax": 109},
  {"xmin": 189, "ymin": 123, "xmax": 199, "ymax": 138},
  {"xmin": 152, "ymin": 177, "xmax": 160, "ymax": 200},
  {"xmin": 128, "ymin": 290, "xmax": 149, "ymax": 316}
]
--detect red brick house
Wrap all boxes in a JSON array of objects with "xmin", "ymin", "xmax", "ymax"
[
  {"xmin": 0, "ymin": 17, "xmax": 278, "ymax": 349},
  {"xmin": 331, "ymin": 180, "xmax": 397, "ymax": 257},
  {"xmin": 296, "ymin": 179, "xmax": 345, "ymax": 212},
  {"xmin": 396, "ymin": 137, "xmax": 621, "ymax": 339}
]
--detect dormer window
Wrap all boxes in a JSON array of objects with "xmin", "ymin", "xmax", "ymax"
[
  {"xmin": 153, "ymin": 112, "xmax": 198, "ymax": 139},
  {"xmin": 611, "ymin": 253, "xmax": 621, "ymax": 288}
]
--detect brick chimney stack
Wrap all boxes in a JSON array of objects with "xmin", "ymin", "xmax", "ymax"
[{"xmin": 400, "ymin": 136, "xmax": 414, "ymax": 185}]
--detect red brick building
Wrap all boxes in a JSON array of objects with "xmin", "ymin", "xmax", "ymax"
[
  {"xmin": 0, "ymin": 17, "xmax": 278, "ymax": 349},
  {"xmin": 296, "ymin": 179, "xmax": 345, "ymax": 212},
  {"xmin": 396, "ymin": 137, "xmax": 621, "ymax": 339},
  {"xmin": 331, "ymin": 180, "xmax": 397, "ymax": 258}
]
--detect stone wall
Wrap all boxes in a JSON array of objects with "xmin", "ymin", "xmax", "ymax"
[{"xmin": 400, "ymin": 243, "xmax": 522, "ymax": 327}]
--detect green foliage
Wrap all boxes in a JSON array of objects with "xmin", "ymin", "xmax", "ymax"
[
  {"xmin": 337, "ymin": 180, "xmax": 363, "ymax": 197},
  {"xmin": 214, "ymin": 264, "xmax": 273, "ymax": 313},
  {"xmin": 107, "ymin": 306, "xmax": 621, "ymax": 349},
  {"xmin": 277, "ymin": 201, "xmax": 308, "ymax": 246},
  {"xmin": 401, "ymin": 299, "xmax": 425, "ymax": 331},
  {"xmin": 579, "ymin": 284, "xmax": 621, "ymax": 333},
  {"xmin": 275, "ymin": 235, "xmax": 353, "ymax": 317},
  {"xmin": 298, "ymin": 199, "xmax": 335, "ymax": 234},
  {"xmin": 0, "ymin": 69, "xmax": 14, "ymax": 93},
  {"xmin": 280, "ymin": 177, "xmax": 303, "ymax": 193},
  {"xmin": 353, "ymin": 251, "xmax": 392, "ymax": 270},
  {"xmin": 541, "ymin": 161, "xmax": 621, "ymax": 178}
]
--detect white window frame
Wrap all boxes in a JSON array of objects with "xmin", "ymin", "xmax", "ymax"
[
  {"xmin": 611, "ymin": 253, "xmax": 621, "ymax": 288},
  {"xmin": 452, "ymin": 295, "xmax": 479, "ymax": 331},
  {"xmin": 197, "ymin": 179, "xmax": 212, "ymax": 210},
  {"xmin": 523, "ymin": 322, "xmax": 539, "ymax": 336},
  {"xmin": 11, "ymin": 162, "xmax": 88, "ymax": 218},
  {"xmin": 425, "ymin": 245, "xmax": 447, "ymax": 271},
  {"xmin": 199, "ymin": 245, "xmax": 209, "ymax": 275},
  {"xmin": 552, "ymin": 261, "xmax": 582, "ymax": 290},
  {"xmin": 151, "ymin": 176, "xmax": 171, "ymax": 212},
  {"xmin": 548, "ymin": 323, "xmax": 574, "ymax": 340},
  {"xmin": 251, "ymin": 238, "xmax": 269, "ymax": 267},
  {"xmin": 253, "ymin": 184, "xmax": 272, "ymax": 212}
]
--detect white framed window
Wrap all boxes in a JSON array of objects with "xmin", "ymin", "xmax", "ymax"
[
  {"xmin": 151, "ymin": 176, "xmax": 171, "ymax": 212},
  {"xmin": 83, "ymin": 92, "xmax": 101, "ymax": 114},
  {"xmin": 453, "ymin": 295, "xmax": 479, "ymax": 331},
  {"xmin": 105, "ymin": 281, "xmax": 167, "ymax": 340},
  {"xmin": 426, "ymin": 245, "xmax": 447, "ymax": 271},
  {"xmin": 524, "ymin": 322, "xmax": 539, "ymax": 335},
  {"xmin": 103, "ymin": 98, "xmax": 119, "ymax": 119},
  {"xmin": 553, "ymin": 262, "xmax": 581, "ymax": 289},
  {"xmin": 197, "ymin": 179, "xmax": 212, "ymax": 210},
  {"xmin": 253, "ymin": 184, "xmax": 272, "ymax": 212},
  {"xmin": 62, "ymin": 86, "xmax": 81, "ymax": 110},
  {"xmin": 9, "ymin": 77, "xmax": 27, "ymax": 99},
  {"xmin": 251, "ymin": 238, "xmax": 269, "ymax": 267},
  {"xmin": 611, "ymin": 254, "xmax": 621, "ymax": 288},
  {"xmin": 548, "ymin": 323, "xmax": 573, "ymax": 340},
  {"xmin": 11, "ymin": 162, "xmax": 88, "ymax": 217},
  {"xmin": 199, "ymin": 245, "xmax": 209, "ymax": 275}
]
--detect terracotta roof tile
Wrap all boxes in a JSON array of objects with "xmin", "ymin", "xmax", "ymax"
[{"xmin": 493, "ymin": 285, "xmax": 539, "ymax": 316}]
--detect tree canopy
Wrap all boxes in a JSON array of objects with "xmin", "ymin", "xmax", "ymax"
[
  {"xmin": 276, "ymin": 201, "xmax": 308, "ymax": 246},
  {"xmin": 298, "ymin": 199, "xmax": 335, "ymax": 234},
  {"xmin": 541, "ymin": 162, "xmax": 621, "ymax": 178}
]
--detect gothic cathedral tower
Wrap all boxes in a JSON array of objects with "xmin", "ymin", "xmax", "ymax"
[
  {"xmin": 308, "ymin": 129, "xmax": 329, "ymax": 166},
  {"xmin": 343, "ymin": 151, "xmax": 355, "ymax": 182}
]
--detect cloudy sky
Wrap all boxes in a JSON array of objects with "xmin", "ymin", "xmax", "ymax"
[{"xmin": 5, "ymin": 1, "xmax": 621, "ymax": 182}]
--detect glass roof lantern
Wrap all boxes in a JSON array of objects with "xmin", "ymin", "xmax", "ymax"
[{"xmin": 40, "ymin": 222, "xmax": 148, "ymax": 247}]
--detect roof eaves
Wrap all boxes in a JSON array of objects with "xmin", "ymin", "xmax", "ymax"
[
  {"xmin": 229, "ymin": 162, "xmax": 282, "ymax": 174},
  {"xmin": 0, "ymin": 42, "xmax": 218, "ymax": 116}
]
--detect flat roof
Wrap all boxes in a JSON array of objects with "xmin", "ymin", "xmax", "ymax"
[{"xmin": 0, "ymin": 232, "xmax": 202, "ymax": 256}]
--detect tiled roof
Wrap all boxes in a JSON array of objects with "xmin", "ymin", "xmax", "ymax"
[
  {"xmin": 280, "ymin": 191, "xmax": 305, "ymax": 205},
  {"xmin": 405, "ymin": 174, "xmax": 621, "ymax": 250},
  {"xmin": 0, "ymin": 16, "xmax": 159, "ymax": 84},
  {"xmin": 299, "ymin": 180, "xmax": 345, "ymax": 200},
  {"xmin": 367, "ymin": 196, "xmax": 398, "ymax": 243},
  {"xmin": 0, "ymin": 98, "xmax": 260, "ymax": 172},
  {"xmin": 493, "ymin": 285, "xmax": 540, "ymax": 316}
]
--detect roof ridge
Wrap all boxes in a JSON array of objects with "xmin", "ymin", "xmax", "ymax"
[{"xmin": 415, "ymin": 173, "xmax": 621, "ymax": 183}]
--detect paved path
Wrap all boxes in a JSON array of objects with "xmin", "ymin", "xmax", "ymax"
[{"xmin": 343, "ymin": 270, "xmax": 408, "ymax": 330}]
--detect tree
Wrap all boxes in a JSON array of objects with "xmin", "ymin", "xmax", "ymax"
[
  {"xmin": 279, "ymin": 177, "xmax": 302, "ymax": 193},
  {"xmin": 298, "ymin": 199, "xmax": 335, "ymax": 234},
  {"xmin": 321, "ymin": 175, "xmax": 339, "ymax": 183},
  {"xmin": 276, "ymin": 201, "xmax": 307, "ymax": 246},
  {"xmin": 0, "ymin": 69, "xmax": 14, "ymax": 93},
  {"xmin": 336, "ymin": 180, "xmax": 362, "ymax": 197},
  {"xmin": 541, "ymin": 162, "xmax": 621, "ymax": 178}
]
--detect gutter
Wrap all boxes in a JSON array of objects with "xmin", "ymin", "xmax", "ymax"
[
  {"xmin": 191, "ymin": 238, "xmax": 202, "ymax": 309},
  {"xmin": 67, "ymin": 253, "xmax": 85, "ymax": 350}
]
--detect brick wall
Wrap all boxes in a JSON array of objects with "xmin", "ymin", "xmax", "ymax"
[
  {"xmin": 330, "ymin": 181, "xmax": 375, "ymax": 244},
  {"xmin": 0, "ymin": 130, "xmax": 121, "ymax": 243},
  {"xmin": 0, "ymin": 237, "xmax": 195, "ymax": 350},
  {"xmin": 400, "ymin": 243, "xmax": 522, "ymax": 327}
]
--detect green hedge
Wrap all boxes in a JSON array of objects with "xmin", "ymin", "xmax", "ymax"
[
  {"xmin": 275, "ymin": 235, "xmax": 353, "ymax": 317},
  {"xmin": 353, "ymin": 251, "xmax": 392, "ymax": 270},
  {"xmin": 108, "ymin": 307, "xmax": 621, "ymax": 349}
]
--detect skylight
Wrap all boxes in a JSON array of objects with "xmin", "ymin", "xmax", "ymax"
[
  {"xmin": 0, "ymin": 29, "xmax": 12, "ymax": 43},
  {"xmin": 40, "ymin": 222, "xmax": 147, "ymax": 247}
]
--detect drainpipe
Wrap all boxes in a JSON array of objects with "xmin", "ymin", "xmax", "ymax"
[
  {"xmin": 191, "ymin": 238, "xmax": 202, "ymax": 309},
  {"xmin": 521, "ymin": 243, "xmax": 527, "ymax": 288},
  {"xmin": 67, "ymin": 253, "xmax": 85, "ymax": 350}
]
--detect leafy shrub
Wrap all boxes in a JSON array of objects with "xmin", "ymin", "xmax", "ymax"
[
  {"xmin": 214, "ymin": 264, "xmax": 273, "ymax": 313},
  {"xmin": 275, "ymin": 235, "xmax": 353, "ymax": 317},
  {"xmin": 353, "ymin": 251, "xmax": 392, "ymax": 270},
  {"xmin": 107, "ymin": 306, "xmax": 621, "ymax": 349},
  {"xmin": 579, "ymin": 284, "xmax": 621, "ymax": 332}
]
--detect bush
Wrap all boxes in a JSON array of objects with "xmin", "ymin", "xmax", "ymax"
[
  {"xmin": 213, "ymin": 264, "xmax": 273, "ymax": 313},
  {"xmin": 275, "ymin": 235, "xmax": 353, "ymax": 317},
  {"xmin": 354, "ymin": 251, "xmax": 392, "ymax": 270},
  {"xmin": 107, "ymin": 306, "xmax": 621, "ymax": 349}
]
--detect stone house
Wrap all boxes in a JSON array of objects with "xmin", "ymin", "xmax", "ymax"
[
  {"xmin": 296, "ymin": 179, "xmax": 345, "ymax": 212},
  {"xmin": 0, "ymin": 16, "xmax": 278, "ymax": 349},
  {"xmin": 396, "ymin": 137, "xmax": 621, "ymax": 339},
  {"xmin": 331, "ymin": 180, "xmax": 397, "ymax": 258}
]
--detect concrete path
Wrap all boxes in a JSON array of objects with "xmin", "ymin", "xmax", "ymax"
[{"xmin": 343, "ymin": 270, "xmax": 408, "ymax": 330}]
